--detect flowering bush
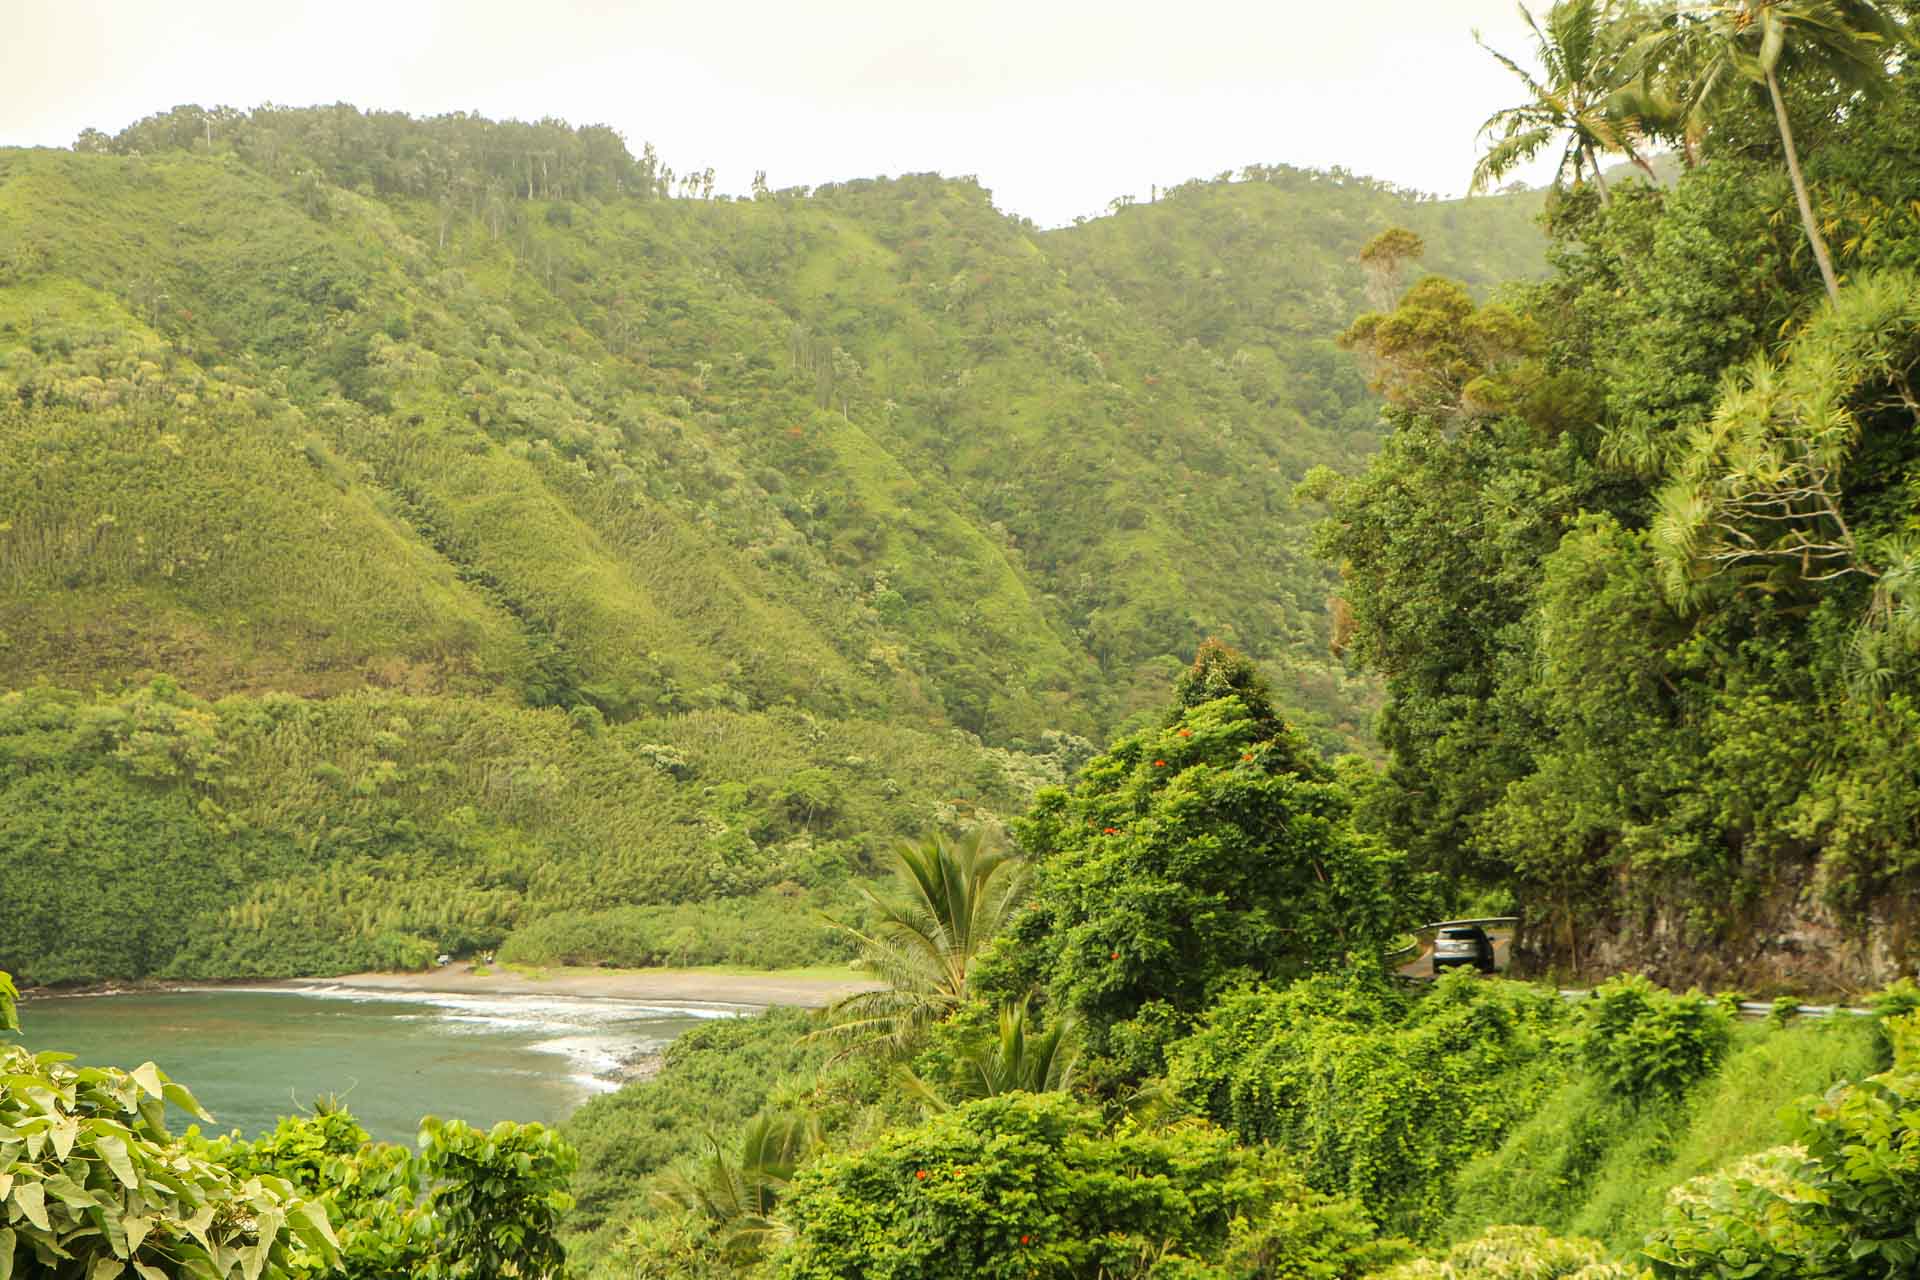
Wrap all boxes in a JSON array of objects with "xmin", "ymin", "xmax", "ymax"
[{"xmin": 771, "ymin": 1093, "xmax": 1400, "ymax": 1280}]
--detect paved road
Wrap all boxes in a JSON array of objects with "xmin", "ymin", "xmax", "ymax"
[{"xmin": 1397, "ymin": 930, "xmax": 1514, "ymax": 980}]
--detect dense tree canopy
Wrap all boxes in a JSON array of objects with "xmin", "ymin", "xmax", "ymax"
[
  {"xmin": 982, "ymin": 644, "xmax": 1409, "ymax": 1080},
  {"xmin": 1323, "ymin": 0, "xmax": 1920, "ymax": 985}
]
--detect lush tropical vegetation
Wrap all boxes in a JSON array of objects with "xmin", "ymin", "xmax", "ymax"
[
  {"xmin": 1317, "ymin": 0, "xmax": 1920, "ymax": 990},
  {"xmin": 10, "ymin": 0, "xmax": 1920, "ymax": 1275},
  {"xmin": 553, "ymin": 652, "xmax": 1911, "ymax": 1279},
  {"xmin": 0, "ymin": 102, "xmax": 1543, "ymax": 986}
]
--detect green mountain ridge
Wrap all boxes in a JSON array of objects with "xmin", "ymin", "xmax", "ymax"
[{"xmin": 0, "ymin": 106, "xmax": 1547, "ymax": 983}]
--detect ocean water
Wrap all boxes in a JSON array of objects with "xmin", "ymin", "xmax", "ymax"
[{"xmin": 6, "ymin": 986, "xmax": 744, "ymax": 1143}]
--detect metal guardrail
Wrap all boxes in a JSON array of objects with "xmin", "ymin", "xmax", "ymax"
[
  {"xmin": 1419, "ymin": 916, "xmax": 1521, "ymax": 933},
  {"xmin": 1549, "ymin": 991, "xmax": 1871, "ymax": 1021}
]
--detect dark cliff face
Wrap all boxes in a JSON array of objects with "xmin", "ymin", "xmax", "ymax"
[{"xmin": 1518, "ymin": 857, "xmax": 1908, "ymax": 997}]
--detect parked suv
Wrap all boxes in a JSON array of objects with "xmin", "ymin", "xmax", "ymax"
[{"xmin": 1432, "ymin": 925, "xmax": 1496, "ymax": 975}]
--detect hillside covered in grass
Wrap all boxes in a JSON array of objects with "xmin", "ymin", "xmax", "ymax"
[{"xmin": 0, "ymin": 106, "xmax": 1545, "ymax": 983}]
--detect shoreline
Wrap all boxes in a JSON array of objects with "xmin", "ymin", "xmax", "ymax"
[{"xmin": 20, "ymin": 962, "xmax": 879, "ymax": 1010}]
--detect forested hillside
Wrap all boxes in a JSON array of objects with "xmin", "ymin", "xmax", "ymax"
[{"xmin": 0, "ymin": 107, "xmax": 1544, "ymax": 984}]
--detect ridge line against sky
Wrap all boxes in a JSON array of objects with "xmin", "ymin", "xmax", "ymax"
[{"xmin": 3, "ymin": 0, "xmax": 1558, "ymax": 227}]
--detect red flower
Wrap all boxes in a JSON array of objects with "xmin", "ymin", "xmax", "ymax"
[
  {"xmin": 915, "ymin": 1170, "xmax": 927, "ymax": 1180},
  {"xmin": 1154, "ymin": 759, "xmax": 1166, "ymax": 768},
  {"xmin": 1177, "ymin": 728, "xmax": 1192, "ymax": 738},
  {"xmin": 1021, "ymin": 1235, "xmax": 1032, "ymax": 1245},
  {"xmin": 1110, "ymin": 951, "xmax": 1120, "ymax": 960},
  {"xmin": 1242, "ymin": 753, "xmax": 1254, "ymax": 762},
  {"xmin": 1103, "ymin": 826, "xmax": 1119, "ymax": 835}
]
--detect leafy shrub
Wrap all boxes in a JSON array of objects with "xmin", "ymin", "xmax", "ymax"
[
  {"xmin": 1574, "ymin": 976, "xmax": 1730, "ymax": 1102},
  {"xmin": 1220, "ymin": 1193, "xmax": 1414, "ymax": 1277},
  {"xmin": 1640, "ymin": 1147, "xmax": 1829, "ymax": 1279},
  {"xmin": 419, "ymin": 1116, "xmax": 577, "ymax": 1280},
  {"xmin": 198, "ymin": 1104, "xmax": 578, "ymax": 1279},
  {"xmin": 771, "ymin": 1093, "xmax": 1397, "ymax": 1280},
  {"xmin": 1165, "ymin": 970, "xmax": 1567, "ymax": 1236},
  {"xmin": 0, "ymin": 1029, "xmax": 339, "ymax": 1278},
  {"xmin": 1376, "ymin": 1225, "xmax": 1633, "ymax": 1279},
  {"xmin": 613, "ymin": 1211, "xmax": 740, "ymax": 1280},
  {"xmin": 1867, "ymin": 977, "xmax": 1920, "ymax": 1023},
  {"xmin": 199, "ymin": 1104, "xmax": 429, "ymax": 1276}
]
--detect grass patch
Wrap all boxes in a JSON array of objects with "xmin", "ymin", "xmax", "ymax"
[{"xmin": 1441, "ymin": 1013, "xmax": 1885, "ymax": 1253}]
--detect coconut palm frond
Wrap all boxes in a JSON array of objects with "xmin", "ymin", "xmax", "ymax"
[
  {"xmin": 812, "ymin": 831, "xmax": 1029, "ymax": 1060},
  {"xmin": 1473, "ymin": 0, "xmax": 1655, "ymax": 200}
]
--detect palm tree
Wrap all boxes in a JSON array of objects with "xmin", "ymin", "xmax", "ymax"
[
  {"xmin": 651, "ymin": 1112, "xmax": 816, "ymax": 1265},
  {"xmin": 1645, "ymin": 0, "xmax": 1910, "ymax": 302},
  {"xmin": 1472, "ymin": 0, "xmax": 1654, "ymax": 201},
  {"xmin": 815, "ymin": 831, "xmax": 1028, "ymax": 1058},
  {"xmin": 899, "ymin": 996, "xmax": 1081, "ymax": 1112}
]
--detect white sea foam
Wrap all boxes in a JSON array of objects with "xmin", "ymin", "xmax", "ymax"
[
  {"xmin": 180, "ymin": 985, "xmax": 751, "ymax": 1029},
  {"xmin": 528, "ymin": 1035, "xmax": 626, "ymax": 1076},
  {"xmin": 170, "ymin": 986, "xmax": 744, "ymax": 1089}
]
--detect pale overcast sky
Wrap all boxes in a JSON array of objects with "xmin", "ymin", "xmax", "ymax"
[{"xmin": 2, "ymin": 0, "xmax": 1552, "ymax": 227}]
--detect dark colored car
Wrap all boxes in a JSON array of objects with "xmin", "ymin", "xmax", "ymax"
[{"xmin": 1432, "ymin": 925, "xmax": 1496, "ymax": 975}]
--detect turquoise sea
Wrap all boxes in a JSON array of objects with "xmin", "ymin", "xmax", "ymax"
[{"xmin": 8, "ymin": 986, "xmax": 740, "ymax": 1142}]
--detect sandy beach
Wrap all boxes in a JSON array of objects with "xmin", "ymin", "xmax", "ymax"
[{"xmin": 282, "ymin": 962, "xmax": 879, "ymax": 1009}]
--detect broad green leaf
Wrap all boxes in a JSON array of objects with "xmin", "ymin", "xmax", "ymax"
[
  {"xmin": 40, "ymin": 1173, "xmax": 98, "ymax": 1212},
  {"xmin": 102, "ymin": 1206, "xmax": 129, "ymax": 1260},
  {"xmin": 181, "ymin": 1203, "xmax": 214, "ymax": 1250},
  {"xmin": 48, "ymin": 1117, "xmax": 78, "ymax": 1161},
  {"xmin": 0, "ymin": 1225, "xmax": 13, "ymax": 1280},
  {"xmin": 94, "ymin": 1134, "xmax": 139, "ymax": 1190},
  {"xmin": 291, "ymin": 1199, "xmax": 339, "ymax": 1251},
  {"xmin": 89, "ymin": 1257, "xmax": 125, "ymax": 1280},
  {"xmin": 9, "ymin": 1182, "xmax": 47, "ymax": 1233},
  {"xmin": 129, "ymin": 1065, "xmax": 163, "ymax": 1101},
  {"xmin": 238, "ymin": 1234, "xmax": 269, "ymax": 1280},
  {"xmin": 161, "ymin": 1084, "xmax": 212, "ymax": 1125}
]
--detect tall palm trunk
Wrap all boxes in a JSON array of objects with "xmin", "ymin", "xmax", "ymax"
[
  {"xmin": 1767, "ymin": 67, "xmax": 1841, "ymax": 304},
  {"xmin": 1581, "ymin": 141, "xmax": 1612, "ymax": 204}
]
